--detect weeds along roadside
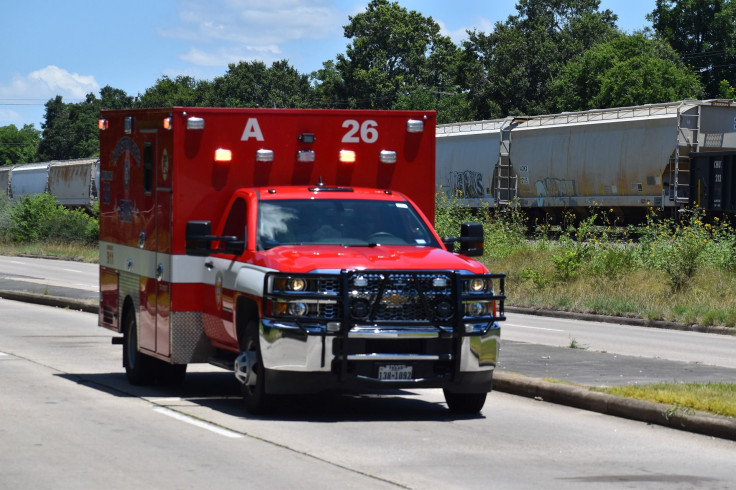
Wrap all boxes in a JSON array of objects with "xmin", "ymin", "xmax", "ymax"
[
  {"xmin": 0, "ymin": 193, "xmax": 99, "ymax": 262},
  {"xmin": 435, "ymin": 193, "xmax": 736, "ymax": 329}
]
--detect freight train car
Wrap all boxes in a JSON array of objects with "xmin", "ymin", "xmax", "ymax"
[
  {"xmin": 1, "ymin": 158, "xmax": 99, "ymax": 208},
  {"xmin": 47, "ymin": 158, "xmax": 98, "ymax": 207},
  {"xmin": 436, "ymin": 99, "xmax": 736, "ymax": 219}
]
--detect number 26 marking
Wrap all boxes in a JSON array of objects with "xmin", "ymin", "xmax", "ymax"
[{"xmin": 342, "ymin": 120, "xmax": 378, "ymax": 143}]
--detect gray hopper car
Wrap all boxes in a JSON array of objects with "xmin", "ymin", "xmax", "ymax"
[
  {"xmin": 1, "ymin": 158, "xmax": 99, "ymax": 208},
  {"xmin": 436, "ymin": 99, "xmax": 736, "ymax": 218}
]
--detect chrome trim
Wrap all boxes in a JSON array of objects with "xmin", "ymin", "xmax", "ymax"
[
  {"xmin": 346, "ymin": 353, "xmax": 451, "ymax": 362},
  {"xmin": 348, "ymin": 326, "xmax": 446, "ymax": 338}
]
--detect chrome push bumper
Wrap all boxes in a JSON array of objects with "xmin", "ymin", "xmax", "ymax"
[
  {"xmin": 258, "ymin": 319, "xmax": 500, "ymax": 393},
  {"xmin": 257, "ymin": 269, "xmax": 505, "ymax": 394}
]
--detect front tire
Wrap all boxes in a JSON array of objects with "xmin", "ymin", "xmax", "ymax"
[
  {"xmin": 122, "ymin": 310, "xmax": 157, "ymax": 385},
  {"xmin": 239, "ymin": 320, "xmax": 271, "ymax": 414},
  {"xmin": 443, "ymin": 389, "xmax": 487, "ymax": 414}
]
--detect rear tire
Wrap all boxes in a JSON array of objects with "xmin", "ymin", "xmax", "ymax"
[
  {"xmin": 443, "ymin": 389, "xmax": 487, "ymax": 414},
  {"xmin": 239, "ymin": 320, "xmax": 271, "ymax": 414},
  {"xmin": 122, "ymin": 310, "xmax": 157, "ymax": 386}
]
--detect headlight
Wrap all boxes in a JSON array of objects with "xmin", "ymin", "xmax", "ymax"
[
  {"xmin": 467, "ymin": 278, "xmax": 486, "ymax": 292},
  {"xmin": 288, "ymin": 277, "xmax": 307, "ymax": 291}
]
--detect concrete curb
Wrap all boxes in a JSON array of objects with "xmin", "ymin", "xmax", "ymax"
[
  {"xmin": 2, "ymin": 290, "xmax": 734, "ymax": 440},
  {"xmin": 0, "ymin": 289, "xmax": 98, "ymax": 314},
  {"xmin": 495, "ymin": 372, "xmax": 736, "ymax": 441}
]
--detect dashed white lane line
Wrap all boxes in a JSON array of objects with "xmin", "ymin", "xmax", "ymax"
[{"xmin": 154, "ymin": 407, "xmax": 243, "ymax": 439}]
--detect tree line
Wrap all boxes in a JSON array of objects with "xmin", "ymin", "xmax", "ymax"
[{"xmin": 2, "ymin": 0, "xmax": 734, "ymax": 166}]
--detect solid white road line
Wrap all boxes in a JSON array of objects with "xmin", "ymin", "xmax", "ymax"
[
  {"xmin": 503, "ymin": 323, "xmax": 565, "ymax": 332},
  {"xmin": 153, "ymin": 407, "xmax": 244, "ymax": 439}
]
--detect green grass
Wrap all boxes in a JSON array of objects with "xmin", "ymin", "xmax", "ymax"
[
  {"xmin": 594, "ymin": 383, "xmax": 736, "ymax": 418},
  {"xmin": 0, "ymin": 241, "xmax": 98, "ymax": 263}
]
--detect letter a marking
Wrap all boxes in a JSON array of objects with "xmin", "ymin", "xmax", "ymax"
[{"xmin": 241, "ymin": 118, "xmax": 264, "ymax": 141}]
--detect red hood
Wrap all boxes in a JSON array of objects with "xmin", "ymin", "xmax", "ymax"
[{"xmin": 253, "ymin": 245, "xmax": 488, "ymax": 273}]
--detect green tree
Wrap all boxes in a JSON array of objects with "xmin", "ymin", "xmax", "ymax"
[
  {"xmin": 331, "ymin": 0, "xmax": 461, "ymax": 112},
  {"xmin": 203, "ymin": 60, "xmax": 314, "ymax": 108},
  {"xmin": 37, "ymin": 96, "xmax": 74, "ymax": 160},
  {"xmin": 99, "ymin": 85, "xmax": 134, "ymax": 110},
  {"xmin": 137, "ymin": 75, "xmax": 208, "ymax": 108},
  {"xmin": 38, "ymin": 86, "xmax": 133, "ymax": 160},
  {"xmin": 552, "ymin": 32, "xmax": 703, "ymax": 110},
  {"xmin": 460, "ymin": 0, "xmax": 618, "ymax": 118},
  {"xmin": 0, "ymin": 124, "xmax": 40, "ymax": 166},
  {"xmin": 648, "ymin": 0, "xmax": 736, "ymax": 99}
]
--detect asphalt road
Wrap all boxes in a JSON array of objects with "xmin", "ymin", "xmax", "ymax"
[
  {"xmin": 2, "ymin": 299, "xmax": 735, "ymax": 489},
  {"xmin": 2, "ymin": 254, "xmax": 736, "ymax": 441}
]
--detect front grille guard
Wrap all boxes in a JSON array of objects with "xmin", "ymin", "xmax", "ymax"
[{"xmin": 263, "ymin": 270, "xmax": 506, "ymax": 381}]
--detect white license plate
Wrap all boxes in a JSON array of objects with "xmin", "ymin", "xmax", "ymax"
[{"xmin": 378, "ymin": 364, "xmax": 413, "ymax": 380}]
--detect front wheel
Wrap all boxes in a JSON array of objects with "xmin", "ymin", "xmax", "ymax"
[
  {"xmin": 239, "ymin": 320, "xmax": 272, "ymax": 414},
  {"xmin": 443, "ymin": 389, "xmax": 487, "ymax": 414}
]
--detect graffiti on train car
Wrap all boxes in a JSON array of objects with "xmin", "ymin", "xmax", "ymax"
[
  {"xmin": 448, "ymin": 170, "xmax": 486, "ymax": 198},
  {"xmin": 535, "ymin": 178, "xmax": 577, "ymax": 197}
]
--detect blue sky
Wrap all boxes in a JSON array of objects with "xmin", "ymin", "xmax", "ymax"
[{"xmin": 1, "ymin": 0, "xmax": 655, "ymax": 129}]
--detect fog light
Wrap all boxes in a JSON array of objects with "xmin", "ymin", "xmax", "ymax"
[
  {"xmin": 466, "ymin": 302, "xmax": 486, "ymax": 316},
  {"xmin": 288, "ymin": 302, "xmax": 308, "ymax": 316}
]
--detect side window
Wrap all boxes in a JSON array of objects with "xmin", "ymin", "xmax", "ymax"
[
  {"xmin": 223, "ymin": 198, "xmax": 247, "ymax": 241},
  {"xmin": 143, "ymin": 142, "xmax": 153, "ymax": 194}
]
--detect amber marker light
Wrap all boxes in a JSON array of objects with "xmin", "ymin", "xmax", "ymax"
[{"xmin": 98, "ymin": 119, "xmax": 109, "ymax": 130}]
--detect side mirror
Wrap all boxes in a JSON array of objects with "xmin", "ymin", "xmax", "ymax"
[
  {"xmin": 186, "ymin": 221, "xmax": 214, "ymax": 256},
  {"xmin": 186, "ymin": 220, "xmax": 245, "ymax": 256},
  {"xmin": 442, "ymin": 221, "xmax": 484, "ymax": 257},
  {"xmin": 459, "ymin": 222, "xmax": 484, "ymax": 257}
]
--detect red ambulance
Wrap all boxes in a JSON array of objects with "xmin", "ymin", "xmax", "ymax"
[{"xmin": 98, "ymin": 107, "xmax": 505, "ymax": 414}]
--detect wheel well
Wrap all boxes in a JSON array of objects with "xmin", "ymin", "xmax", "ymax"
[{"xmin": 236, "ymin": 296, "xmax": 259, "ymax": 350}]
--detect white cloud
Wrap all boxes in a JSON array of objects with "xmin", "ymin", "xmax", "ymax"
[
  {"xmin": 0, "ymin": 65, "xmax": 99, "ymax": 102},
  {"xmin": 180, "ymin": 45, "xmax": 282, "ymax": 67},
  {"xmin": 162, "ymin": 0, "xmax": 344, "ymax": 67},
  {"xmin": 0, "ymin": 66, "xmax": 100, "ymax": 127}
]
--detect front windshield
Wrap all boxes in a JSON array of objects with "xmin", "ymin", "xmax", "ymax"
[{"xmin": 258, "ymin": 198, "xmax": 440, "ymax": 250}]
